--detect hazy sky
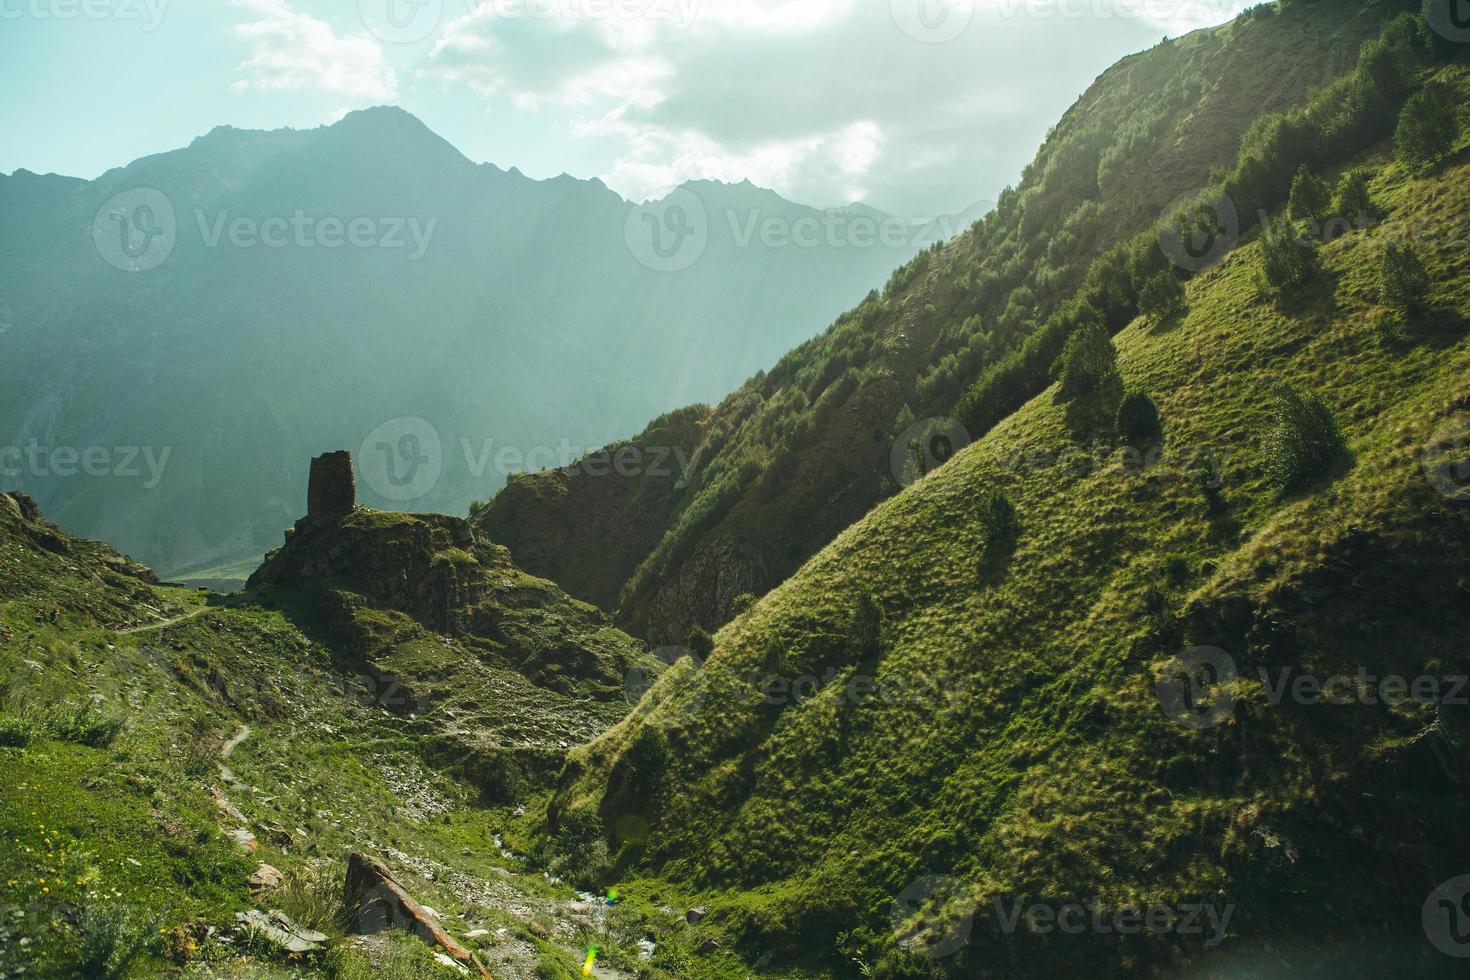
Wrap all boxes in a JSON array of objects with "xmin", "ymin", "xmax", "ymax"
[{"xmin": 0, "ymin": 0, "xmax": 1254, "ymax": 216}]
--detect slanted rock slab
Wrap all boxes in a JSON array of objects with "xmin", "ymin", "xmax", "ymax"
[{"xmin": 343, "ymin": 852, "xmax": 491, "ymax": 979}]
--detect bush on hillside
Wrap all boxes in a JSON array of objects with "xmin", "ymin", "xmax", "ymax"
[
  {"xmin": 1395, "ymin": 81, "xmax": 1459, "ymax": 172},
  {"xmin": 1287, "ymin": 164, "xmax": 1331, "ymax": 224},
  {"xmin": 1054, "ymin": 309, "xmax": 1121, "ymax": 402},
  {"xmin": 1263, "ymin": 384, "xmax": 1348, "ymax": 493},
  {"xmin": 1260, "ymin": 219, "xmax": 1319, "ymax": 292},
  {"xmin": 1377, "ymin": 241, "xmax": 1431, "ymax": 313},
  {"xmin": 686, "ymin": 626, "xmax": 715, "ymax": 659},
  {"xmin": 1331, "ymin": 169, "xmax": 1375, "ymax": 223},
  {"xmin": 1138, "ymin": 270, "xmax": 1187, "ymax": 320}
]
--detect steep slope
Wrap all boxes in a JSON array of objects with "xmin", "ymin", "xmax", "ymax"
[
  {"xmin": 551, "ymin": 63, "xmax": 1470, "ymax": 978},
  {"xmin": 0, "ymin": 107, "xmax": 947, "ymax": 584},
  {"xmin": 478, "ymin": 2, "xmax": 1406, "ymax": 641}
]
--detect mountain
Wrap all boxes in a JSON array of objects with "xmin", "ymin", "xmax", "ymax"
[
  {"xmin": 476, "ymin": 2, "xmax": 1400, "ymax": 643},
  {"xmin": 0, "ymin": 107, "xmax": 949, "ymax": 584},
  {"xmin": 7, "ymin": 3, "xmax": 1470, "ymax": 979},
  {"xmin": 553, "ymin": 28, "xmax": 1470, "ymax": 977}
]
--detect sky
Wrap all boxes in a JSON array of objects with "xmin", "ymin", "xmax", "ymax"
[{"xmin": 0, "ymin": 0, "xmax": 1256, "ymax": 218}]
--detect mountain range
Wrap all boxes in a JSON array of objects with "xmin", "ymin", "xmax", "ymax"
[{"xmin": 0, "ymin": 106, "xmax": 978, "ymax": 584}]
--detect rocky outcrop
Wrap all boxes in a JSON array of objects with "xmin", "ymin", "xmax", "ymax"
[
  {"xmin": 344, "ymin": 853, "xmax": 491, "ymax": 978},
  {"xmin": 1, "ymin": 490, "xmax": 158, "ymax": 584},
  {"xmin": 249, "ymin": 508, "xmax": 495, "ymax": 634}
]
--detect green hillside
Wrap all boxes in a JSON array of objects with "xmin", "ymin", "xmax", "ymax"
[
  {"xmin": 7, "ymin": 6, "xmax": 1470, "ymax": 979},
  {"xmin": 550, "ymin": 55, "xmax": 1470, "ymax": 978},
  {"xmin": 0, "ymin": 492, "xmax": 692, "ymax": 978},
  {"xmin": 479, "ymin": 1, "xmax": 1404, "ymax": 644}
]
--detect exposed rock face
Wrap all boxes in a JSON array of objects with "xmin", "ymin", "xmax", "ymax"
[
  {"xmin": 1, "ymin": 489, "xmax": 158, "ymax": 584},
  {"xmin": 344, "ymin": 853, "xmax": 490, "ymax": 978},
  {"xmin": 249, "ymin": 508, "xmax": 494, "ymax": 634},
  {"xmin": 307, "ymin": 451, "xmax": 355, "ymax": 523}
]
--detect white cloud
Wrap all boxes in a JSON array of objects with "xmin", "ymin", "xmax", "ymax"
[
  {"xmin": 228, "ymin": 0, "xmax": 398, "ymax": 101},
  {"xmin": 425, "ymin": 0, "xmax": 1247, "ymax": 216}
]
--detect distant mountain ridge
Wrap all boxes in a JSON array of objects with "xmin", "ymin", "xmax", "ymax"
[{"xmin": 0, "ymin": 106, "xmax": 968, "ymax": 582}]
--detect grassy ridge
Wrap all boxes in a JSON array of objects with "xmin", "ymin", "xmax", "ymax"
[
  {"xmin": 477, "ymin": 3, "xmax": 1403, "ymax": 645},
  {"xmin": 552, "ymin": 84, "xmax": 1470, "ymax": 977}
]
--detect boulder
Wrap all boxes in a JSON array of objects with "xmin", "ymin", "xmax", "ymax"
[
  {"xmin": 248, "ymin": 863, "xmax": 285, "ymax": 895},
  {"xmin": 343, "ymin": 853, "xmax": 491, "ymax": 979},
  {"xmin": 234, "ymin": 909, "xmax": 326, "ymax": 953}
]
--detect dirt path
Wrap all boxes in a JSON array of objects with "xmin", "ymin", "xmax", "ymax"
[
  {"xmin": 117, "ymin": 606, "xmax": 206, "ymax": 635},
  {"xmin": 221, "ymin": 724, "xmax": 251, "ymax": 759}
]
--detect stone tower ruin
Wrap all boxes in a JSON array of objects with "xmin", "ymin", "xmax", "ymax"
[{"xmin": 307, "ymin": 451, "xmax": 355, "ymax": 522}]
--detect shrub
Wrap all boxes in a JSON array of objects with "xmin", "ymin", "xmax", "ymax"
[
  {"xmin": 1395, "ymin": 82, "xmax": 1458, "ymax": 173},
  {"xmin": 1331, "ymin": 169, "xmax": 1374, "ymax": 223},
  {"xmin": 0, "ymin": 698, "xmax": 125, "ymax": 748},
  {"xmin": 685, "ymin": 626, "xmax": 714, "ymax": 659},
  {"xmin": 48, "ymin": 700, "xmax": 126, "ymax": 747},
  {"xmin": 1260, "ymin": 219, "xmax": 1318, "ymax": 292},
  {"xmin": 1287, "ymin": 164, "xmax": 1331, "ymax": 224},
  {"xmin": 1053, "ymin": 310, "xmax": 1120, "ymax": 402},
  {"xmin": 730, "ymin": 593, "xmax": 756, "ymax": 616},
  {"xmin": 1117, "ymin": 392, "xmax": 1163, "ymax": 446},
  {"xmin": 1377, "ymin": 242, "xmax": 1431, "ymax": 313},
  {"xmin": 1137, "ymin": 271, "xmax": 1186, "ymax": 321},
  {"xmin": 1263, "ymin": 385, "xmax": 1348, "ymax": 493}
]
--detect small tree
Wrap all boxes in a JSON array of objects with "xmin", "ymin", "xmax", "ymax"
[
  {"xmin": 1138, "ymin": 270, "xmax": 1187, "ymax": 321},
  {"xmin": 1331, "ymin": 170, "xmax": 1374, "ymax": 224},
  {"xmin": 1054, "ymin": 313, "xmax": 1121, "ymax": 402},
  {"xmin": 1287, "ymin": 164, "xmax": 1331, "ymax": 224},
  {"xmin": 1263, "ymin": 384, "xmax": 1347, "ymax": 493},
  {"xmin": 1260, "ymin": 219, "xmax": 1318, "ymax": 292},
  {"xmin": 1395, "ymin": 82, "xmax": 1458, "ymax": 173},
  {"xmin": 1117, "ymin": 392, "xmax": 1163, "ymax": 447},
  {"xmin": 685, "ymin": 626, "xmax": 714, "ymax": 660},
  {"xmin": 1377, "ymin": 242, "xmax": 1430, "ymax": 314}
]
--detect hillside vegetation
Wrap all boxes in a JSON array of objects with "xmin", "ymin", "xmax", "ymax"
[
  {"xmin": 551, "ymin": 49, "xmax": 1470, "ymax": 977},
  {"xmin": 480, "ymin": 1, "xmax": 1406, "ymax": 644}
]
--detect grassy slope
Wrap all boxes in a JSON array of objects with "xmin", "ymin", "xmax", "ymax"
[
  {"xmin": 0, "ymin": 502, "xmax": 701, "ymax": 978},
  {"xmin": 554, "ymin": 73, "xmax": 1470, "ymax": 978},
  {"xmin": 477, "ymin": 3, "xmax": 1395, "ymax": 644}
]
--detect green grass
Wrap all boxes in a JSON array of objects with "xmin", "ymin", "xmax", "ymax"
[{"xmin": 554, "ymin": 82, "xmax": 1470, "ymax": 978}]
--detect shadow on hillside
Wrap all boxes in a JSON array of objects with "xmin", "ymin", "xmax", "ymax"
[
  {"xmin": 1273, "ymin": 266, "xmax": 1343, "ymax": 320},
  {"xmin": 1412, "ymin": 304, "xmax": 1469, "ymax": 343},
  {"xmin": 977, "ymin": 538, "xmax": 1017, "ymax": 587}
]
